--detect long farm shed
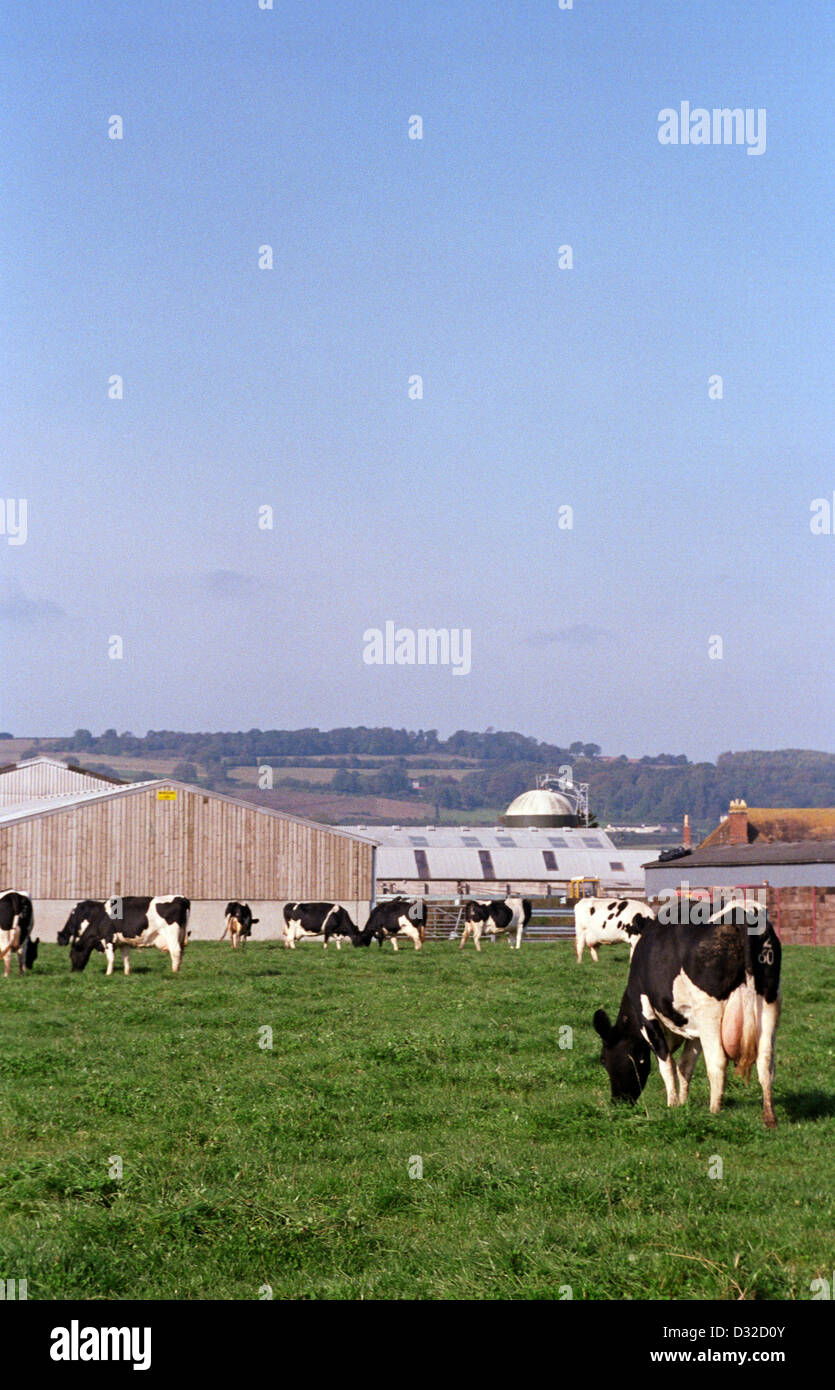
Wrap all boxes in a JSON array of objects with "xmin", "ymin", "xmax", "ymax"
[{"xmin": 0, "ymin": 780, "xmax": 377, "ymax": 942}]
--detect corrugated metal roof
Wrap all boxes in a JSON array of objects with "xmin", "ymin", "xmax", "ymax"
[
  {"xmin": 0, "ymin": 783, "xmax": 157, "ymax": 823},
  {"xmin": 341, "ymin": 825, "xmax": 614, "ymax": 850},
  {"xmin": 0, "ymin": 780, "xmax": 378, "ymax": 843},
  {"xmin": 0, "ymin": 756, "xmax": 125, "ymax": 808},
  {"xmin": 339, "ymin": 825, "xmax": 651, "ymax": 887}
]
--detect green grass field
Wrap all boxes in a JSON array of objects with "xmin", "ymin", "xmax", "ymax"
[{"xmin": 1, "ymin": 941, "xmax": 833, "ymax": 1300}]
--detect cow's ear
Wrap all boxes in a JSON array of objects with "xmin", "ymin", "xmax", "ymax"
[{"xmin": 593, "ymin": 1009, "xmax": 615, "ymax": 1044}]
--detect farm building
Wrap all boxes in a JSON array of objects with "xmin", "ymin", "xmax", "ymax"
[
  {"xmin": 0, "ymin": 754, "xmax": 123, "ymax": 807},
  {"xmin": 343, "ymin": 786, "xmax": 652, "ymax": 899},
  {"xmin": 0, "ymin": 777, "xmax": 376, "ymax": 942},
  {"xmin": 644, "ymin": 799, "xmax": 835, "ymax": 944}
]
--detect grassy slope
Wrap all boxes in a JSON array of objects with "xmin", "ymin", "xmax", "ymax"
[{"xmin": 0, "ymin": 942, "xmax": 832, "ymax": 1301}]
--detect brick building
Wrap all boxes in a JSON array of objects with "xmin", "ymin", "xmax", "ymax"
[{"xmin": 644, "ymin": 800, "xmax": 835, "ymax": 944}]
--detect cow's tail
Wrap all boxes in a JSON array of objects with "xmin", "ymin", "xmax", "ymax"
[
  {"xmin": 735, "ymin": 906, "xmax": 762, "ymax": 1082},
  {"xmin": 18, "ymin": 897, "xmax": 33, "ymax": 932}
]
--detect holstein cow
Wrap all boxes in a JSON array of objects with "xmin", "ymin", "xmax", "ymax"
[
  {"xmin": 0, "ymin": 891, "xmax": 38, "ymax": 976},
  {"xmin": 59, "ymin": 896, "xmax": 191, "ymax": 975},
  {"xmin": 359, "ymin": 898, "xmax": 426, "ymax": 951},
  {"xmin": 592, "ymin": 901, "xmax": 781, "ymax": 1127},
  {"xmin": 459, "ymin": 896, "xmax": 531, "ymax": 951},
  {"xmin": 282, "ymin": 902, "xmax": 359, "ymax": 950},
  {"xmin": 574, "ymin": 897, "xmax": 656, "ymax": 963},
  {"xmin": 221, "ymin": 901, "xmax": 259, "ymax": 949}
]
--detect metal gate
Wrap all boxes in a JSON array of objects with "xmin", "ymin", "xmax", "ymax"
[{"xmin": 422, "ymin": 898, "xmax": 576, "ymax": 942}]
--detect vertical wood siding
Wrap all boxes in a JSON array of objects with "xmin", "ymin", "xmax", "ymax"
[{"xmin": 0, "ymin": 785, "xmax": 374, "ymax": 900}]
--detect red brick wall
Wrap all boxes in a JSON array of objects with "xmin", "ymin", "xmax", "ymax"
[
  {"xmin": 768, "ymin": 886, "xmax": 835, "ymax": 945},
  {"xmin": 647, "ymin": 887, "xmax": 835, "ymax": 945}
]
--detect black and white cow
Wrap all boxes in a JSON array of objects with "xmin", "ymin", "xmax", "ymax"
[
  {"xmin": 59, "ymin": 895, "xmax": 191, "ymax": 975},
  {"xmin": 574, "ymin": 897, "xmax": 656, "ymax": 963},
  {"xmin": 359, "ymin": 898, "xmax": 426, "ymax": 951},
  {"xmin": 459, "ymin": 896, "xmax": 531, "ymax": 951},
  {"xmin": 592, "ymin": 901, "xmax": 781, "ymax": 1127},
  {"xmin": 282, "ymin": 902, "xmax": 359, "ymax": 950},
  {"xmin": 57, "ymin": 899, "xmax": 108, "ymax": 966},
  {"xmin": 0, "ymin": 891, "xmax": 38, "ymax": 976},
  {"xmin": 221, "ymin": 901, "xmax": 259, "ymax": 949}
]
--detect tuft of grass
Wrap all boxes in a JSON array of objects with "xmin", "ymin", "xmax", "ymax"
[{"xmin": 0, "ymin": 941, "xmax": 832, "ymax": 1300}]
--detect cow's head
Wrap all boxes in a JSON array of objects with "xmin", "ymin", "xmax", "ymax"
[
  {"xmin": 593, "ymin": 1009, "xmax": 651, "ymax": 1103},
  {"xmin": 70, "ymin": 936, "xmax": 97, "ymax": 971},
  {"xmin": 22, "ymin": 936, "xmax": 39, "ymax": 970}
]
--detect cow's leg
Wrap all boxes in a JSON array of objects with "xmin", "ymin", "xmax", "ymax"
[
  {"xmin": 756, "ymin": 996, "xmax": 781, "ymax": 1128},
  {"xmin": 398, "ymin": 925, "xmax": 421, "ymax": 951},
  {"xmin": 0, "ymin": 932, "xmax": 10, "ymax": 977},
  {"xmin": 514, "ymin": 920, "xmax": 523, "ymax": 949},
  {"xmin": 675, "ymin": 1038, "xmax": 702, "ymax": 1104},
  {"xmin": 701, "ymin": 1025, "xmax": 729, "ymax": 1115},
  {"xmin": 169, "ymin": 939, "xmax": 183, "ymax": 973},
  {"xmin": 589, "ymin": 943, "xmax": 599, "ymax": 963},
  {"xmin": 459, "ymin": 923, "xmax": 470, "ymax": 950},
  {"xmin": 121, "ymin": 946, "xmax": 131, "ymax": 976},
  {"xmin": 8, "ymin": 925, "xmax": 21, "ymax": 974},
  {"xmin": 336, "ymin": 935, "xmax": 341, "ymax": 950},
  {"xmin": 390, "ymin": 935, "xmax": 398, "ymax": 952},
  {"xmin": 473, "ymin": 923, "xmax": 483, "ymax": 953},
  {"xmin": 656, "ymin": 1052, "xmax": 679, "ymax": 1107},
  {"xmin": 104, "ymin": 942, "xmax": 116, "ymax": 977}
]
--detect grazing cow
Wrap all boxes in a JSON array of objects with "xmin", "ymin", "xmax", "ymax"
[
  {"xmin": 0, "ymin": 891, "xmax": 38, "ymax": 976},
  {"xmin": 459, "ymin": 896, "xmax": 531, "ymax": 951},
  {"xmin": 221, "ymin": 901, "xmax": 259, "ymax": 949},
  {"xmin": 60, "ymin": 895, "xmax": 191, "ymax": 975},
  {"xmin": 574, "ymin": 897, "xmax": 656, "ymax": 963},
  {"xmin": 359, "ymin": 898, "xmax": 426, "ymax": 951},
  {"xmin": 282, "ymin": 901, "xmax": 359, "ymax": 950},
  {"xmin": 592, "ymin": 901, "xmax": 781, "ymax": 1127}
]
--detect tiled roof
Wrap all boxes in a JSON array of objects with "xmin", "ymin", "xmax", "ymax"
[{"xmin": 701, "ymin": 808, "xmax": 835, "ymax": 848}]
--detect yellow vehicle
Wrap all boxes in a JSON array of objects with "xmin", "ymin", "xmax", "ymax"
[{"xmin": 569, "ymin": 876, "xmax": 600, "ymax": 900}]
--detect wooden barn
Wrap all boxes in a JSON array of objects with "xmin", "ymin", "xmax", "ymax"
[{"xmin": 0, "ymin": 778, "xmax": 376, "ymax": 941}]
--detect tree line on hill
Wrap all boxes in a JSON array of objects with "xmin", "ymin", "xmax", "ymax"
[
  {"xmin": 26, "ymin": 730, "xmax": 835, "ymax": 828},
  {"xmin": 44, "ymin": 726, "xmax": 605, "ymax": 762}
]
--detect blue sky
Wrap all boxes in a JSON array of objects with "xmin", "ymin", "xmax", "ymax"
[{"xmin": 2, "ymin": 1, "xmax": 833, "ymax": 760}]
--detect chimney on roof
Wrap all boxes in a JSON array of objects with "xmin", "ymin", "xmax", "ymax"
[
  {"xmin": 728, "ymin": 799, "xmax": 749, "ymax": 846},
  {"xmin": 682, "ymin": 813, "xmax": 691, "ymax": 849}
]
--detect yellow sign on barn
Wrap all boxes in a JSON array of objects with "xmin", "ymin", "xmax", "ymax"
[{"xmin": 157, "ymin": 789, "xmax": 177, "ymax": 800}]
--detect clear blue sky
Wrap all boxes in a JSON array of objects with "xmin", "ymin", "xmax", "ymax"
[{"xmin": 2, "ymin": 1, "xmax": 833, "ymax": 761}]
